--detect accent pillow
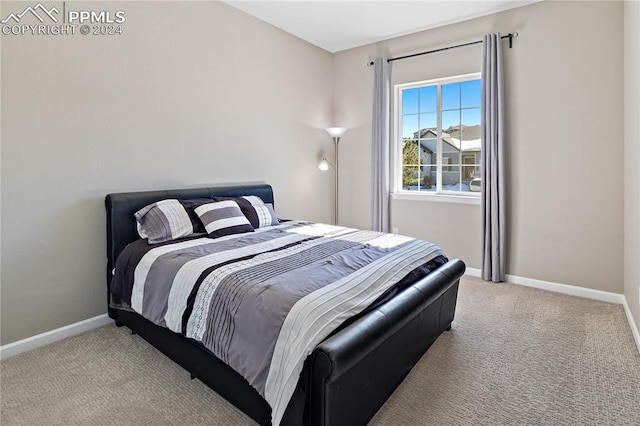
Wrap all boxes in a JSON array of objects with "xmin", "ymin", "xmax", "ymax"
[
  {"xmin": 241, "ymin": 196, "xmax": 279, "ymax": 228},
  {"xmin": 135, "ymin": 199, "xmax": 194, "ymax": 244},
  {"xmin": 194, "ymin": 200, "xmax": 254, "ymax": 238},
  {"xmin": 225, "ymin": 196, "xmax": 279, "ymax": 228},
  {"xmin": 261, "ymin": 203, "xmax": 280, "ymax": 226}
]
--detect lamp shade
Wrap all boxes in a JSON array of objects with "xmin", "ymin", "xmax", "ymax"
[
  {"xmin": 325, "ymin": 127, "xmax": 347, "ymax": 138},
  {"xmin": 319, "ymin": 159, "xmax": 330, "ymax": 171}
]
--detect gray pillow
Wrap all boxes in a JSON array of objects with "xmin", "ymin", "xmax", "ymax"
[
  {"xmin": 194, "ymin": 200, "xmax": 254, "ymax": 238},
  {"xmin": 135, "ymin": 199, "xmax": 194, "ymax": 244}
]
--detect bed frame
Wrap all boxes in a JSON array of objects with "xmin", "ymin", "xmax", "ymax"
[{"xmin": 105, "ymin": 184, "xmax": 465, "ymax": 426}]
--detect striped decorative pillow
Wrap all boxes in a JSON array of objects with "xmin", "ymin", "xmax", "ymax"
[
  {"xmin": 135, "ymin": 199, "xmax": 194, "ymax": 244},
  {"xmin": 212, "ymin": 196, "xmax": 279, "ymax": 228},
  {"xmin": 238, "ymin": 196, "xmax": 280, "ymax": 228},
  {"xmin": 195, "ymin": 200, "xmax": 254, "ymax": 238}
]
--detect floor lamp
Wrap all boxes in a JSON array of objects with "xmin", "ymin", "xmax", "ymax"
[{"xmin": 319, "ymin": 127, "xmax": 347, "ymax": 225}]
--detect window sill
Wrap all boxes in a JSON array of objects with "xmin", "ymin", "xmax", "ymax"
[{"xmin": 391, "ymin": 192, "xmax": 481, "ymax": 205}]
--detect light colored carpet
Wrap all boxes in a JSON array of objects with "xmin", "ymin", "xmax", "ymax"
[{"xmin": 2, "ymin": 276, "xmax": 639, "ymax": 425}]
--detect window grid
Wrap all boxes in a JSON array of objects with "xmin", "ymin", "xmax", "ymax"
[{"xmin": 397, "ymin": 73, "xmax": 481, "ymax": 196}]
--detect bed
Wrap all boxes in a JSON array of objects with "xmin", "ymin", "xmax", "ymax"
[{"xmin": 105, "ymin": 183, "xmax": 465, "ymax": 426}]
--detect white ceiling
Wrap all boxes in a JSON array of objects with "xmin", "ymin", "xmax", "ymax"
[{"xmin": 223, "ymin": 1, "xmax": 541, "ymax": 53}]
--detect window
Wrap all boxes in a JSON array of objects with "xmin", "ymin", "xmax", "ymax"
[{"xmin": 395, "ymin": 73, "xmax": 481, "ymax": 196}]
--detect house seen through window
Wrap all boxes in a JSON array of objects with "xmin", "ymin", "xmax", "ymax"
[{"xmin": 397, "ymin": 73, "xmax": 482, "ymax": 195}]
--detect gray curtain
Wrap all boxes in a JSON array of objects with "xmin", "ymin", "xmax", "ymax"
[
  {"xmin": 372, "ymin": 58, "xmax": 392, "ymax": 232},
  {"xmin": 481, "ymin": 33, "xmax": 506, "ymax": 282}
]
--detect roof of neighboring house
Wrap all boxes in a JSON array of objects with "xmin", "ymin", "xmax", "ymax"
[
  {"xmin": 414, "ymin": 125, "xmax": 481, "ymax": 152},
  {"xmin": 445, "ymin": 124, "xmax": 481, "ymax": 140}
]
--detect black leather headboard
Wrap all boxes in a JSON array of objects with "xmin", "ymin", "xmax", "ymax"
[{"xmin": 105, "ymin": 184, "xmax": 274, "ymax": 288}]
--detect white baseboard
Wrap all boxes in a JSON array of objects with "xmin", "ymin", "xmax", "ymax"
[
  {"xmin": 464, "ymin": 268, "xmax": 639, "ymax": 353},
  {"xmin": 0, "ymin": 314, "xmax": 112, "ymax": 360},
  {"xmin": 464, "ymin": 267, "xmax": 482, "ymax": 278},
  {"xmin": 622, "ymin": 299, "xmax": 640, "ymax": 354},
  {"xmin": 464, "ymin": 267, "xmax": 624, "ymax": 304}
]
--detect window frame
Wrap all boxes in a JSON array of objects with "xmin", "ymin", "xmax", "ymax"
[{"xmin": 393, "ymin": 72, "xmax": 482, "ymax": 202}]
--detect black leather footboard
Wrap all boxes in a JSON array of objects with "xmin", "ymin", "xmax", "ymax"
[{"xmin": 309, "ymin": 259, "xmax": 464, "ymax": 426}]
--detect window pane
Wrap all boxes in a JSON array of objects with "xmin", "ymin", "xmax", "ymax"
[
  {"xmin": 402, "ymin": 114, "xmax": 419, "ymax": 139},
  {"xmin": 419, "ymin": 166, "xmax": 437, "ymax": 192},
  {"xmin": 442, "ymin": 166, "xmax": 464, "ymax": 191},
  {"xmin": 419, "ymin": 85, "xmax": 437, "ymax": 113},
  {"xmin": 442, "ymin": 110, "xmax": 460, "ymax": 133},
  {"xmin": 402, "ymin": 88, "xmax": 419, "ymax": 114},
  {"xmin": 419, "ymin": 113, "xmax": 436, "ymax": 133},
  {"xmin": 442, "ymin": 82, "xmax": 460, "ymax": 110},
  {"xmin": 442, "ymin": 152, "xmax": 460, "ymax": 169},
  {"xmin": 468, "ymin": 169, "xmax": 482, "ymax": 192},
  {"xmin": 461, "ymin": 108, "xmax": 481, "ymax": 153},
  {"xmin": 462, "ymin": 80, "xmax": 481, "ymax": 108},
  {"xmin": 462, "ymin": 160, "xmax": 480, "ymax": 181},
  {"xmin": 461, "ymin": 108, "xmax": 481, "ymax": 128},
  {"xmin": 442, "ymin": 136, "xmax": 460, "ymax": 158},
  {"xmin": 402, "ymin": 166, "xmax": 420, "ymax": 190},
  {"xmin": 418, "ymin": 138, "xmax": 437, "ymax": 165},
  {"xmin": 402, "ymin": 140, "xmax": 420, "ymax": 165}
]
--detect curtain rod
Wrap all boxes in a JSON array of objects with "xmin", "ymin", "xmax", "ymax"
[{"xmin": 366, "ymin": 32, "xmax": 518, "ymax": 67}]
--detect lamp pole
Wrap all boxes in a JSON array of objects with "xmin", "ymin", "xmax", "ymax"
[
  {"xmin": 323, "ymin": 127, "xmax": 347, "ymax": 226},
  {"xmin": 332, "ymin": 136, "xmax": 339, "ymax": 226}
]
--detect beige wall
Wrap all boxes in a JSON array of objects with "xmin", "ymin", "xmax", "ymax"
[
  {"xmin": 1, "ymin": 0, "xmax": 634, "ymax": 347},
  {"xmin": 624, "ymin": 0, "xmax": 640, "ymax": 332},
  {"xmin": 0, "ymin": 1, "xmax": 334, "ymax": 345},
  {"xmin": 334, "ymin": 1, "xmax": 624, "ymax": 293}
]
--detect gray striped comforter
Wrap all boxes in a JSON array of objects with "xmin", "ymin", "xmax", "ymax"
[{"xmin": 115, "ymin": 221, "xmax": 444, "ymax": 425}]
